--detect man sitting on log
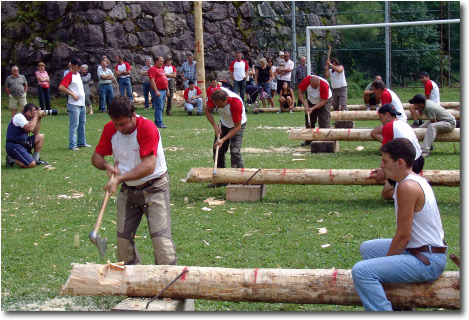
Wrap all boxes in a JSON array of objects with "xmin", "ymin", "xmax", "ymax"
[
  {"xmin": 370, "ymin": 104, "xmax": 424, "ymax": 200},
  {"xmin": 408, "ymin": 94, "xmax": 456, "ymax": 158},
  {"xmin": 352, "ymin": 138, "xmax": 447, "ymax": 311},
  {"xmin": 91, "ymin": 96, "xmax": 177, "ymax": 265}
]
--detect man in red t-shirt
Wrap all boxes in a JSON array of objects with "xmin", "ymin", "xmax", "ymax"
[
  {"xmin": 114, "ymin": 54, "xmax": 133, "ymax": 101},
  {"xmin": 205, "ymin": 87, "xmax": 247, "ymax": 188},
  {"xmin": 91, "ymin": 96, "xmax": 176, "ymax": 265},
  {"xmin": 148, "ymin": 56, "xmax": 169, "ymax": 129}
]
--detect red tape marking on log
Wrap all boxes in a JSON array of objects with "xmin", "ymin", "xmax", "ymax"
[
  {"xmin": 282, "ymin": 169, "xmax": 287, "ymax": 176},
  {"xmin": 315, "ymin": 128, "xmax": 320, "ymax": 133},
  {"xmin": 329, "ymin": 169, "xmax": 333, "ymax": 178},
  {"xmin": 241, "ymin": 168, "xmax": 245, "ymax": 173},
  {"xmin": 253, "ymin": 268, "xmax": 259, "ymax": 283},
  {"xmin": 181, "ymin": 267, "xmax": 188, "ymax": 280},
  {"xmin": 348, "ymin": 129, "xmax": 351, "ymax": 135},
  {"xmin": 332, "ymin": 269, "xmax": 338, "ymax": 286}
]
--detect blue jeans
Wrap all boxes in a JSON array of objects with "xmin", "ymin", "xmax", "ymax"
[
  {"xmin": 118, "ymin": 77, "xmax": 133, "ymax": 101},
  {"xmin": 185, "ymin": 98, "xmax": 203, "ymax": 113},
  {"xmin": 142, "ymin": 82, "xmax": 156, "ymax": 109},
  {"xmin": 37, "ymin": 86, "xmax": 51, "ymax": 110},
  {"xmin": 352, "ymin": 238, "xmax": 447, "ymax": 311},
  {"xmin": 99, "ymin": 84, "xmax": 114, "ymax": 111},
  {"xmin": 68, "ymin": 104, "xmax": 87, "ymax": 149},
  {"xmin": 233, "ymin": 80, "xmax": 246, "ymax": 101},
  {"xmin": 154, "ymin": 89, "xmax": 167, "ymax": 126}
]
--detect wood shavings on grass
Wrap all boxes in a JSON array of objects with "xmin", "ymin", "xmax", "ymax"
[
  {"xmin": 355, "ymin": 146, "xmax": 365, "ymax": 151},
  {"xmin": 321, "ymin": 244, "xmax": 331, "ymax": 248},
  {"xmin": 292, "ymin": 158, "xmax": 306, "ymax": 161},
  {"xmin": 57, "ymin": 192, "xmax": 84, "ymax": 200},
  {"xmin": 318, "ymin": 228, "xmax": 328, "ymax": 235},
  {"xmin": 203, "ymin": 197, "xmax": 225, "ymax": 206},
  {"xmin": 201, "ymin": 207, "xmax": 212, "ymax": 211},
  {"xmin": 203, "ymin": 240, "xmax": 210, "ymax": 246}
]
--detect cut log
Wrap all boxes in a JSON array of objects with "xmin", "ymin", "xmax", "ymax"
[
  {"xmin": 346, "ymin": 102, "xmax": 460, "ymax": 110},
  {"xmin": 185, "ymin": 168, "xmax": 460, "ymax": 187},
  {"xmin": 330, "ymin": 110, "xmax": 459, "ymax": 121},
  {"xmin": 61, "ymin": 264, "xmax": 460, "ymax": 309},
  {"xmin": 289, "ymin": 128, "xmax": 460, "ymax": 142}
]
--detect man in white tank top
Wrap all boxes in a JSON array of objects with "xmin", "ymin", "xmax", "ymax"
[
  {"xmin": 324, "ymin": 57, "xmax": 348, "ymax": 111},
  {"xmin": 352, "ymin": 138, "xmax": 447, "ymax": 311}
]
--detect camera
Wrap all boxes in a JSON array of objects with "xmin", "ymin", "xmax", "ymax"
[{"xmin": 43, "ymin": 109, "xmax": 58, "ymax": 116}]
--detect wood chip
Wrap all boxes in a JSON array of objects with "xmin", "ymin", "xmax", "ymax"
[
  {"xmin": 321, "ymin": 244, "xmax": 331, "ymax": 248},
  {"xmin": 201, "ymin": 207, "xmax": 212, "ymax": 211},
  {"xmin": 318, "ymin": 228, "xmax": 328, "ymax": 235}
]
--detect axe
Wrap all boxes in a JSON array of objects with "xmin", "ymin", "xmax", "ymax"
[
  {"xmin": 327, "ymin": 45, "xmax": 332, "ymax": 61},
  {"xmin": 89, "ymin": 162, "xmax": 118, "ymax": 258},
  {"xmin": 213, "ymin": 123, "xmax": 221, "ymax": 175}
]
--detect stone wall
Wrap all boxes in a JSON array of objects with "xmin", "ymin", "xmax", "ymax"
[{"xmin": 1, "ymin": 1, "xmax": 337, "ymax": 96}]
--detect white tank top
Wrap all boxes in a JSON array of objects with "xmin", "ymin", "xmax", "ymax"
[
  {"xmin": 394, "ymin": 174, "xmax": 445, "ymax": 248},
  {"xmin": 329, "ymin": 68, "xmax": 347, "ymax": 89}
]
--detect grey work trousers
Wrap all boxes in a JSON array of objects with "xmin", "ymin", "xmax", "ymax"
[
  {"xmin": 420, "ymin": 120, "xmax": 456, "ymax": 153},
  {"xmin": 213, "ymin": 123, "xmax": 246, "ymax": 169}
]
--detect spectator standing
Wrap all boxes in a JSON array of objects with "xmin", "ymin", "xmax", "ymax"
[
  {"xmin": 35, "ymin": 62, "xmax": 51, "ymax": 111},
  {"xmin": 255, "ymin": 58, "xmax": 274, "ymax": 108},
  {"xmin": 324, "ymin": 57, "xmax": 348, "ymax": 111},
  {"xmin": 295, "ymin": 56, "xmax": 309, "ymax": 107},
  {"xmin": 229, "ymin": 52, "xmax": 249, "ymax": 103},
  {"xmin": 179, "ymin": 53, "xmax": 197, "ymax": 89},
  {"xmin": 80, "ymin": 64, "xmax": 94, "ymax": 114},
  {"xmin": 184, "ymin": 80, "xmax": 203, "ymax": 116},
  {"xmin": 5, "ymin": 103, "xmax": 48, "ymax": 168},
  {"xmin": 59, "ymin": 58, "xmax": 91, "ymax": 151},
  {"xmin": 115, "ymin": 54, "xmax": 133, "ymax": 101},
  {"xmin": 164, "ymin": 56, "xmax": 177, "ymax": 116},
  {"xmin": 297, "ymin": 75, "xmax": 333, "ymax": 146},
  {"xmin": 63, "ymin": 62, "xmax": 72, "ymax": 77},
  {"xmin": 205, "ymin": 87, "xmax": 247, "ymax": 188},
  {"xmin": 408, "ymin": 94, "xmax": 456, "ymax": 157},
  {"xmin": 5, "ymin": 66, "xmax": 28, "ymax": 117},
  {"xmin": 352, "ymin": 138, "xmax": 446, "ymax": 311},
  {"xmin": 267, "ymin": 58, "xmax": 277, "ymax": 102},
  {"xmin": 149, "ymin": 56, "xmax": 169, "ymax": 129},
  {"xmin": 370, "ymin": 80, "xmax": 407, "ymax": 142},
  {"xmin": 140, "ymin": 57, "xmax": 155, "ymax": 111},
  {"xmin": 91, "ymin": 96, "xmax": 177, "ymax": 266},
  {"xmin": 276, "ymin": 52, "xmax": 294, "ymax": 95},
  {"xmin": 363, "ymin": 75, "xmax": 382, "ymax": 110},
  {"xmin": 409, "ymin": 72, "xmax": 441, "ymax": 127},
  {"xmin": 206, "ymin": 78, "xmax": 221, "ymax": 106},
  {"xmin": 97, "ymin": 58, "xmax": 115, "ymax": 113}
]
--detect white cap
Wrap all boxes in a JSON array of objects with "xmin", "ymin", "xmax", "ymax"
[{"xmin": 279, "ymin": 51, "xmax": 284, "ymax": 55}]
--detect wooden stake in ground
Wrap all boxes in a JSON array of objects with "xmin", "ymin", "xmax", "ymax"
[
  {"xmin": 60, "ymin": 264, "xmax": 460, "ymax": 309},
  {"xmin": 186, "ymin": 168, "xmax": 460, "ymax": 187},
  {"xmin": 194, "ymin": 2, "xmax": 207, "ymax": 107}
]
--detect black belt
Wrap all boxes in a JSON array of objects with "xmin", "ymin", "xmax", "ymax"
[
  {"xmin": 126, "ymin": 172, "xmax": 166, "ymax": 190},
  {"xmin": 407, "ymin": 245, "xmax": 447, "ymax": 265}
]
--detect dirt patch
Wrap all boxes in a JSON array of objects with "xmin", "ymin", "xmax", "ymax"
[{"xmin": 7, "ymin": 296, "xmax": 107, "ymax": 311}]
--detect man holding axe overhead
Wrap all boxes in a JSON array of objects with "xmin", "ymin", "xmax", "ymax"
[
  {"xmin": 205, "ymin": 87, "xmax": 247, "ymax": 188},
  {"xmin": 324, "ymin": 56, "xmax": 348, "ymax": 111},
  {"xmin": 91, "ymin": 96, "xmax": 177, "ymax": 266},
  {"xmin": 297, "ymin": 75, "xmax": 333, "ymax": 146}
]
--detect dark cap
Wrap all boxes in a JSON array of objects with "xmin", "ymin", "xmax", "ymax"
[
  {"xmin": 71, "ymin": 58, "xmax": 84, "ymax": 66},
  {"xmin": 419, "ymin": 71, "xmax": 429, "ymax": 77},
  {"xmin": 188, "ymin": 80, "xmax": 195, "ymax": 85},
  {"xmin": 378, "ymin": 103, "xmax": 401, "ymax": 116},
  {"xmin": 408, "ymin": 94, "xmax": 426, "ymax": 105}
]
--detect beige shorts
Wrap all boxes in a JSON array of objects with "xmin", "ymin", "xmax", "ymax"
[{"xmin": 9, "ymin": 94, "xmax": 27, "ymax": 110}]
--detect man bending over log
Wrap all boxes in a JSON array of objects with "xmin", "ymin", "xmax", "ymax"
[
  {"xmin": 370, "ymin": 104, "xmax": 424, "ymax": 200},
  {"xmin": 91, "ymin": 96, "xmax": 177, "ymax": 265},
  {"xmin": 352, "ymin": 138, "xmax": 447, "ymax": 311}
]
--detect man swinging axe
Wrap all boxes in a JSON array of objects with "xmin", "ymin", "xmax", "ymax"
[{"xmin": 91, "ymin": 96, "xmax": 177, "ymax": 265}]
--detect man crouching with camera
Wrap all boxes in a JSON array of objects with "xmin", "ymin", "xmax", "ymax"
[{"xmin": 5, "ymin": 103, "xmax": 49, "ymax": 168}]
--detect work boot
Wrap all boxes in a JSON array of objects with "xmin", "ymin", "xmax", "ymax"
[
  {"xmin": 166, "ymin": 110, "xmax": 173, "ymax": 116},
  {"xmin": 411, "ymin": 121, "xmax": 420, "ymax": 128},
  {"xmin": 36, "ymin": 159, "xmax": 49, "ymax": 166},
  {"xmin": 207, "ymin": 183, "xmax": 227, "ymax": 188},
  {"xmin": 188, "ymin": 111, "xmax": 193, "ymax": 116},
  {"xmin": 6, "ymin": 155, "xmax": 15, "ymax": 167},
  {"xmin": 301, "ymin": 141, "xmax": 311, "ymax": 147}
]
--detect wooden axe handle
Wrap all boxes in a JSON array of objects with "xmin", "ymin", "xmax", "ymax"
[
  {"xmin": 93, "ymin": 163, "xmax": 118, "ymax": 234},
  {"xmin": 213, "ymin": 124, "xmax": 221, "ymax": 174},
  {"xmin": 328, "ymin": 45, "xmax": 332, "ymax": 60}
]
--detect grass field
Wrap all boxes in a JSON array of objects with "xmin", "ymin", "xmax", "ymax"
[{"xmin": 1, "ymin": 88, "xmax": 460, "ymax": 311}]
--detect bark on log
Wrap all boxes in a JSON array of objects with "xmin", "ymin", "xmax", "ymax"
[
  {"xmin": 346, "ymin": 102, "xmax": 460, "ymax": 110},
  {"xmin": 289, "ymin": 128, "xmax": 460, "ymax": 142},
  {"xmin": 331, "ymin": 110, "xmax": 459, "ymax": 121},
  {"xmin": 60, "ymin": 264, "xmax": 460, "ymax": 309},
  {"xmin": 185, "ymin": 168, "xmax": 460, "ymax": 187}
]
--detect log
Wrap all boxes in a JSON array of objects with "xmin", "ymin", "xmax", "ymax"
[
  {"xmin": 289, "ymin": 128, "xmax": 460, "ymax": 142},
  {"xmin": 346, "ymin": 102, "xmax": 460, "ymax": 110},
  {"xmin": 60, "ymin": 264, "xmax": 460, "ymax": 309},
  {"xmin": 185, "ymin": 168, "xmax": 460, "ymax": 187},
  {"xmin": 330, "ymin": 110, "xmax": 459, "ymax": 121}
]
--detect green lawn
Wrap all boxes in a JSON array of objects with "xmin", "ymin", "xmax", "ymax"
[{"xmin": 1, "ymin": 89, "xmax": 460, "ymax": 311}]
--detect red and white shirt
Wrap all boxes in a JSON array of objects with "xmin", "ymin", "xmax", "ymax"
[
  {"xmin": 229, "ymin": 60, "xmax": 249, "ymax": 81},
  {"xmin": 424, "ymin": 79, "xmax": 440, "ymax": 105},
  {"xmin": 184, "ymin": 86, "xmax": 202, "ymax": 101},
  {"xmin": 148, "ymin": 66, "xmax": 168, "ymax": 90},
  {"xmin": 95, "ymin": 115, "xmax": 167, "ymax": 186},
  {"xmin": 382, "ymin": 119, "xmax": 421, "ymax": 160},
  {"xmin": 207, "ymin": 87, "xmax": 247, "ymax": 128},
  {"xmin": 298, "ymin": 75, "xmax": 332, "ymax": 104},
  {"xmin": 380, "ymin": 88, "xmax": 407, "ymax": 121},
  {"xmin": 115, "ymin": 61, "xmax": 131, "ymax": 78},
  {"xmin": 60, "ymin": 71, "xmax": 85, "ymax": 106}
]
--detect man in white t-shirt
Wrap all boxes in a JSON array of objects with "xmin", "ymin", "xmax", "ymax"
[
  {"xmin": 229, "ymin": 52, "xmax": 249, "ymax": 102},
  {"xmin": 324, "ymin": 57, "xmax": 348, "ymax": 111},
  {"xmin": 276, "ymin": 52, "xmax": 294, "ymax": 94},
  {"xmin": 184, "ymin": 80, "xmax": 203, "ymax": 115},
  {"xmin": 92, "ymin": 96, "xmax": 177, "ymax": 266}
]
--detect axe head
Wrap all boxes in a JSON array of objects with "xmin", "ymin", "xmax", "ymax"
[{"xmin": 89, "ymin": 230, "xmax": 107, "ymax": 259}]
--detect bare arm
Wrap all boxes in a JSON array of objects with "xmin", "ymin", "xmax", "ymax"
[{"xmin": 59, "ymin": 84, "xmax": 79, "ymax": 101}]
